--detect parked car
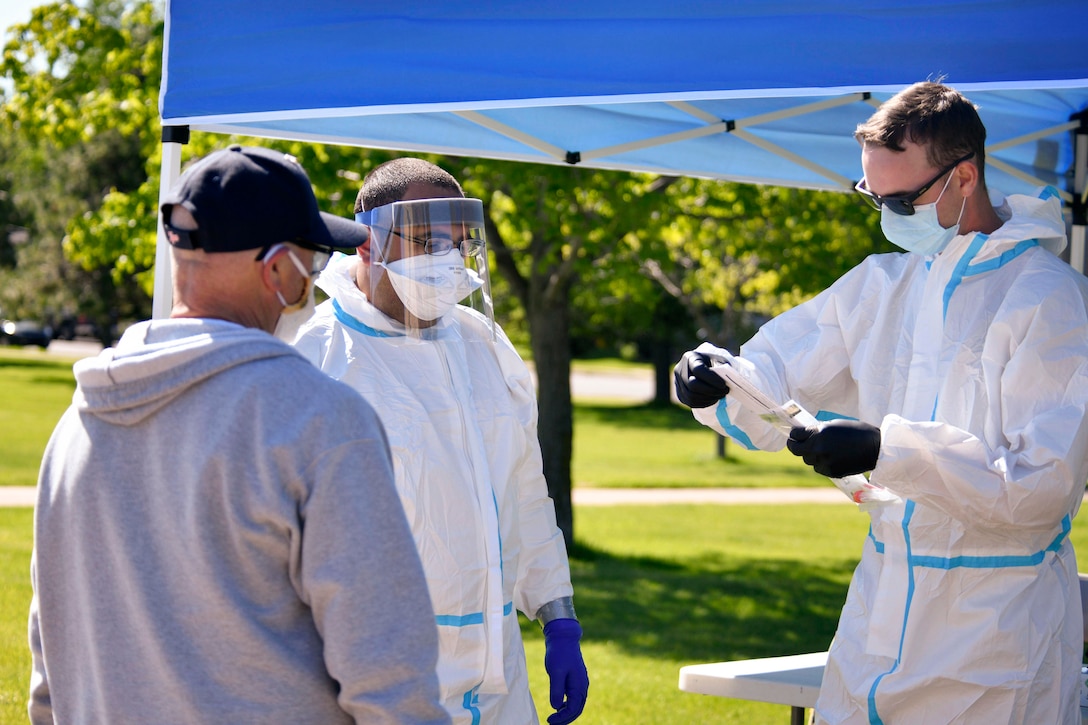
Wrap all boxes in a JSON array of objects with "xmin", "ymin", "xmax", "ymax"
[
  {"xmin": 0, "ymin": 319, "xmax": 52, "ymax": 348},
  {"xmin": 53, "ymin": 313, "xmax": 116, "ymax": 345}
]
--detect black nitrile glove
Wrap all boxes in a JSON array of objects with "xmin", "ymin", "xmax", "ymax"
[
  {"xmin": 673, "ymin": 351, "xmax": 730, "ymax": 409},
  {"xmin": 786, "ymin": 420, "xmax": 881, "ymax": 478}
]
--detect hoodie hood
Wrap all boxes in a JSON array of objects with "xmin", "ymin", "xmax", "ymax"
[
  {"xmin": 967, "ymin": 186, "xmax": 1068, "ymax": 261},
  {"xmin": 73, "ymin": 318, "xmax": 299, "ymax": 426}
]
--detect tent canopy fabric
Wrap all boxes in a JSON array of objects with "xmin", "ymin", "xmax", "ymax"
[{"xmin": 160, "ymin": 1, "xmax": 1088, "ymax": 199}]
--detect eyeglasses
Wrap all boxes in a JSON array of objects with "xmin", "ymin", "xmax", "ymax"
[
  {"xmin": 854, "ymin": 152, "xmax": 975, "ymax": 216},
  {"xmin": 256, "ymin": 243, "xmax": 331, "ymax": 276},
  {"xmin": 393, "ymin": 229, "xmax": 484, "ymax": 257}
]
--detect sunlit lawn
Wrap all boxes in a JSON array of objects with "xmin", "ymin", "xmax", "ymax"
[
  {"xmin": 8, "ymin": 503, "xmax": 1088, "ymax": 724},
  {"xmin": 574, "ymin": 401, "xmax": 821, "ymax": 489},
  {"xmin": 0, "ymin": 348, "xmax": 820, "ymax": 491},
  {"xmin": 0, "ymin": 349, "xmax": 78, "ymax": 486},
  {"xmin": 0, "ymin": 349, "xmax": 826, "ymax": 722},
  {"xmin": 3, "ymin": 348, "xmax": 1088, "ymax": 724},
  {"xmin": 0, "ymin": 503, "xmax": 865, "ymax": 724}
]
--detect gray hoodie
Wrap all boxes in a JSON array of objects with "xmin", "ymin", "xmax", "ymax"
[{"xmin": 29, "ymin": 318, "xmax": 448, "ymax": 725}]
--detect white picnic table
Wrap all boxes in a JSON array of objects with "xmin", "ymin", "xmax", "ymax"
[
  {"xmin": 679, "ymin": 652, "xmax": 825, "ymax": 725},
  {"xmin": 679, "ymin": 651, "xmax": 1088, "ymax": 724}
]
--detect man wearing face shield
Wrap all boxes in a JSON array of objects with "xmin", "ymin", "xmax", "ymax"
[
  {"xmin": 29, "ymin": 146, "xmax": 448, "ymax": 724},
  {"xmin": 293, "ymin": 158, "xmax": 588, "ymax": 725},
  {"xmin": 674, "ymin": 83, "xmax": 1088, "ymax": 724}
]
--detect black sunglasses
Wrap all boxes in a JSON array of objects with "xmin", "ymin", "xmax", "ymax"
[{"xmin": 854, "ymin": 152, "xmax": 975, "ymax": 216}]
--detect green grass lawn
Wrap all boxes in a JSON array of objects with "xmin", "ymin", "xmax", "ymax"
[
  {"xmin": 0, "ymin": 348, "xmax": 819, "ymax": 491},
  {"xmin": 7, "ymin": 503, "xmax": 1088, "ymax": 724},
  {"xmin": 0, "ymin": 349, "xmax": 78, "ymax": 487},
  {"xmin": 574, "ymin": 401, "xmax": 821, "ymax": 489},
  {"xmin": 0, "ymin": 503, "xmax": 866, "ymax": 724},
  {"xmin": 4, "ymin": 348, "xmax": 1088, "ymax": 723},
  {"xmin": 0, "ymin": 508, "xmax": 32, "ymax": 718}
]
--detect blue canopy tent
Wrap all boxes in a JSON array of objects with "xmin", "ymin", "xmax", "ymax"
[{"xmin": 156, "ymin": 0, "xmax": 1088, "ymax": 316}]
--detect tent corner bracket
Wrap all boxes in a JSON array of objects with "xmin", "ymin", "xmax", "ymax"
[{"xmin": 162, "ymin": 125, "xmax": 191, "ymax": 145}]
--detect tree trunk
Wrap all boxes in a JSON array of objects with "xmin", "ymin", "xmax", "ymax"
[
  {"xmin": 650, "ymin": 338, "xmax": 674, "ymax": 406},
  {"xmin": 645, "ymin": 295, "xmax": 689, "ymax": 406},
  {"xmin": 529, "ymin": 292, "xmax": 575, "ymax": 548}
]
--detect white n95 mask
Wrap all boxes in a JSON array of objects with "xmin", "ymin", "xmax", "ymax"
[
  {"xmin": 383, "ymin": 253, "xmax": 483, "ymax": 321},
  {"xmin": 268, "ymin": 245, "xmax": 320, "ymax": 342},
  {"xmin": 273, "ymin": 283, "xmax": 316, "ymax": 343}
]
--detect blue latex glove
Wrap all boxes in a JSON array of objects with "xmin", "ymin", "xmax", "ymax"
[{"xmin": 542, "ymin": 618, "xmax": 589, "ymax": 724}]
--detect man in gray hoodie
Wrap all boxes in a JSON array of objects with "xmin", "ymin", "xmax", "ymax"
[{"xmin": 28, "ymin": 145, "xmax": 449, "ymax": 725}]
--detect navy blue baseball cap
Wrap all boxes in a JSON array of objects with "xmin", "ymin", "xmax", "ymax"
[{"xmin": 161, "ymin": 145, "xmax": 369, "ymax": 253}]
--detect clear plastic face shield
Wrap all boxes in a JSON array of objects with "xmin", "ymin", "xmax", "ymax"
[{"xmin": 355, "ymin": 197, "xmax": 495, "ymax": 341}]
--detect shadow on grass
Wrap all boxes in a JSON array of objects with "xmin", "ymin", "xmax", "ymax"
[
  {"xmin": 0, "ymin": 357, "xmax": 78, "ymax": 391},
  {"xmin": 529, "ymin": 540, "xmax": 849, "ymax": 663},
  {"xmin": 574, "ymin": 401, "xmax": 707, "ymax": 432},
  {"xmin": 0, "ymin": 357, "xmax": 59, "ymax": 369}
]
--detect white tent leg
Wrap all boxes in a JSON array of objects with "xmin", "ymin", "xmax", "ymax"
[
  {"xmin": 1072, "ymin": 127, "xmax": 1087, "ymax": 275},
  {"xmin": 1073, "ymin": 226, "xmax": 1087, "ymax": 275},
  {"xmin": 153, "ymin": 129, "xmax": 188, "ymax": 319}
]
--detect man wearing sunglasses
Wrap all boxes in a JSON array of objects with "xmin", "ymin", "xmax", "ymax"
[
  {"xmin": 675, "ymin": 83, "xmax": 1088, "ymax": 723},
  {"xmin": 293, "ymin": 158, "xmax": 588, "ymax": 725},
  {"xmin": 29, "ymin": 146, "xmax": 448, "ymax": 725}
]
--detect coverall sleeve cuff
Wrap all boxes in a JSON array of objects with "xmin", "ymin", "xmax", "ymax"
[{"xmin": 535, "ymin": 596, "xmax": 577, "ymax": 626}]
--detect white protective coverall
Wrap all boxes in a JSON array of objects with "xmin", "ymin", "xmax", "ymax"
[
  {"xmin": 294, "ymin": 253, "xmax": 574, "ymax": 725},
  {"xmin": 694, "ymin": 188, "xmax": 1088, "ymax": 724}
]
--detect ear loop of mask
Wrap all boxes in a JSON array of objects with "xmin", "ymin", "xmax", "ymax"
[{"xmin": 264, "ymin": 243, "xmax": 313, "ymax": 312}]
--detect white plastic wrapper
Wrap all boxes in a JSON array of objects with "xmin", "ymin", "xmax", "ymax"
[{"xmin": 696, "ymin": 342, "xmax": 901, "ymax": 510}]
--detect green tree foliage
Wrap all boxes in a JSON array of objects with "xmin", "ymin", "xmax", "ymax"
[
  {"xmin": 0, "ymin": 131, "xmax": 27, "ymax": 271},
  {"xmin": 3, "ymin": 1, "xmax": 161, "ymax": 149},
  {"xmin": 1, "ymin": 0, "xmax": 163, "ymax": 334},
  {"xmin": 1, "ymin": 1, "xmax": 378, "ymax": 323},
  {"xmin": 452, "ymin": 159, "xmax": 670, "ymax": 543},
  {"xmin": 447, "ymin": 157, "xmax": 893, "ymax": 541},
  {"xmin": 643, "ymin": 178, "xmax": 895, "ymax": 349},
  {"xmin": 0, "ymin": 1, "xmax": 891, "ymax": 544},
  {"xmin": 0, "ymin": 125, "xmax": 149, "ymax": 333}
]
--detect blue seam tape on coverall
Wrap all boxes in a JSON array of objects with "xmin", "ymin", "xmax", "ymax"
[
  {"xmin": 462, "ymin": 688, "xmax": 481, "ymax": 725},
  {"xmin": 332, "ymin": 298, "xmax": 399, "ymax": 337},
  {"xmin": 435, "ymin": 602, "xmax": 514, "ymax": 627},
  {"xmin": 869, "ymin": 216, "xmax": 1061, "ymax": 723},
  {"xmin": 866, "ymin": 500, "xmax": 918, "ymax": 725},
  {"xmin": 715, "ymin": 402, "xmax": 758, "ymax": 450},
  {"xmin": 865, "ymin": 509, "xmax": 1071, "ymax": 723},
  {"xmin": 714, "ymin": 401, "xmax": 854, "ymax": 452}
]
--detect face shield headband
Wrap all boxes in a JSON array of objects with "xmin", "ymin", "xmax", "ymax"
[
  {"xmin": 356, "ymin": 198, "xmax": 487, "ymax": 260},
  {"xmin": 355, "ymin": 197, "xmax": 495, "ymax": 340}
]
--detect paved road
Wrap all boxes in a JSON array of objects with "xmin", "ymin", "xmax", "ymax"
[
  {"xmin": 6, "ymin": 483, "xmax": 1086, "ymax": 508},
  {"xmin": 567, "ymin": 367, "xmax": 656, "ymax": 403},
  {"xmin": 0, "ymin": 488, "xmax": 36, "ymax": 507},
  {"xmin": 45, "ymin": 339, "xmax": 104, "ymax": 358},
  {"xmin": 573, "ymin": 487, "xmax": 847, "ymax": 505},
  {"xmin": 43, "ymin": 341, "xmax": 664, "ymax": 402},
  {"xmin": 4, "ymin": 343, "xmax": 782, "ymax": 507},
  {"xmin": 0, "ymin": 485, "xmax": 847, "ymax": 508}
]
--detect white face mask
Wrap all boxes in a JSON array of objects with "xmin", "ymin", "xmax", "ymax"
[
  {"xmin": 268, "ymin": 245, "xmax": 319, "ymax": 342},
  {"xmin": 880, "ymin": 172, "xmax": 966, "ymax": 256},
  {"xmin": 382, "ymin": 253, "xmax": 483, "ymax": 321},
  {"xmin": 273, "ymin": 283, "xmax": 316, "ymax": 342}
]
